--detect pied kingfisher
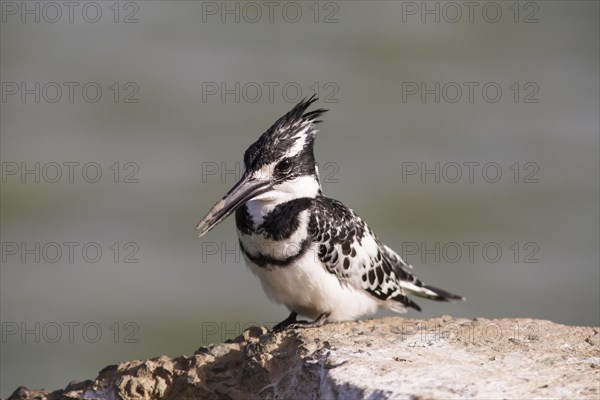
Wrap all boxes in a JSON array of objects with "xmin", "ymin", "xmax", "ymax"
[{"xmin": 196, "ymin": 96, "xmax": 463, "ymax": 330}]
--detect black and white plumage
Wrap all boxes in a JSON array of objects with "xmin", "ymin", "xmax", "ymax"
[{"xmin": 197, "ymin": 96, "xmax": 463, "ymax": 329}]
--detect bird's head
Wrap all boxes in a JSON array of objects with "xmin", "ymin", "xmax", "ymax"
[{"xmin": 196, "ymin": 96, "xmax": 328, "ymax": 238}]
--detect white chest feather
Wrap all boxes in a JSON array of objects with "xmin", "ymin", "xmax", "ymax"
[{"xmin": 242, "ymin": 243, "xmax": 379, "ymax": 321}]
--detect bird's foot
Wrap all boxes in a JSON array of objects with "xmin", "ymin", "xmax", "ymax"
[
  {"xmin": 283, "ymin": 313, "xmax": 330, "ymax": 331},
  {"xmin": 270, "ymin": 312, "xmax": 329, "ymax": 333},
  {"xmin": 270, "ymin": 312, "xmax": 298, "ymax": 333}
]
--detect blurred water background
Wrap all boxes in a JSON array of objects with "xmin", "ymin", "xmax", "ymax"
[{"xmin": 1, "ymin": 1, "xmax": 598, "ymax": 395}]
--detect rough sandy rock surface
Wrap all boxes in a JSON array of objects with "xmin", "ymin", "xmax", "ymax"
[{"xmin": 6, "ymin": 317, "xmax": 600, "ymax": 400}]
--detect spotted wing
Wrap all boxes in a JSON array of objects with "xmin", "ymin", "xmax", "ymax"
[{"xmin": 307, "ymin": 196, "xmax": 424, "ymax": 311}]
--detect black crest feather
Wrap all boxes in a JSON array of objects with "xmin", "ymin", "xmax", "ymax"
[
  {"xmin": 271, "ymin": 95, "xmax": 328, "ymax": 132},
  {"xmin": 243, "ymin": 96, "xmax": 328, "ymax": 170}
]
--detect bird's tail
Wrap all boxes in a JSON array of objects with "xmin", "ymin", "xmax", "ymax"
[
  {"xmin": 403, "ymin": 282, "xmax": 465, "ymax": 302},
  {"xmin": 381, "ymin": 243, "xmax": 464, "ymax": 304}
]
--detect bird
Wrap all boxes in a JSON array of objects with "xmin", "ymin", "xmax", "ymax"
[{"xmin": 196, "ymin": 96, "xmax": 463, "ymax": 331}]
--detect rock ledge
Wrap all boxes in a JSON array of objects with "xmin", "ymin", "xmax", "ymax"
[{"xmin": 7, "ymin": 317, "xmax": 600, "ymax": 400}]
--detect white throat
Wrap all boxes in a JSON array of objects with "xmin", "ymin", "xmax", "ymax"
[{"xmin": 246, "ymin": 175, "xmax": 320, "ymax": 224}]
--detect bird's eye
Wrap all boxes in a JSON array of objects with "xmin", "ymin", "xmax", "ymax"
[{"xmin": 276, "ymin": 159, "xmax": 292, "ymax": 173}]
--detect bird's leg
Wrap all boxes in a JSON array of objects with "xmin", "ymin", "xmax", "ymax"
[
  {"xmin": 271, "ymin": 312, "xmax": 298, "ymax": 332},
  {"xmin": 287, "ymin": 313, "xmax": 329, "ymax": 330}
]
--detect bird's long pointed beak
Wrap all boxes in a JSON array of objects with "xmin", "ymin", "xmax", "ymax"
[{"xmin": 196, "ymin": 174, "xmax": 271, "ymax": 238}]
